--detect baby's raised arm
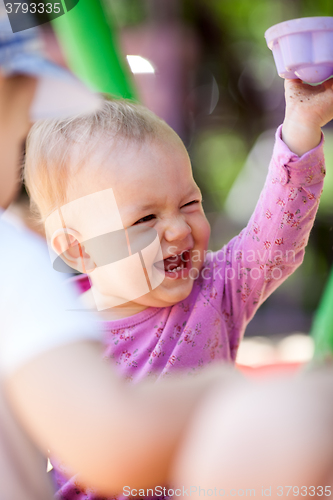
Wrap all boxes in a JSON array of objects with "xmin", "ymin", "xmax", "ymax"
[{"xmin": 204, "ymin": 79, "xmax": 333, "ymax": 358}]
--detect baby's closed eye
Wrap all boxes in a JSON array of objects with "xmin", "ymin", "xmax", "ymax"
[
  {"xmin": 181, "ymin": 200, "xmax": 202, "ymax": 213},
  {"xmin": 133, "ymin": 201, "xmax": 201, "ymax": 225},
  {"xmin": 182, "ymin": 200, "xmax": 200, "ymax": 207},
  {"xmin": 133, "ymin": 214, "xmax": 156, "ymax": 225}
]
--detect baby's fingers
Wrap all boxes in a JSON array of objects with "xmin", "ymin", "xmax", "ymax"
[{"xmin": 322, "ymin": 78, "xmax": 333, "ymax": 91}]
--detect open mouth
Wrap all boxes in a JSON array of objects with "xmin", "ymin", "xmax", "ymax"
[{"xmin": 154, "ymin": 250, "xmax": 191, "ymax": 277}]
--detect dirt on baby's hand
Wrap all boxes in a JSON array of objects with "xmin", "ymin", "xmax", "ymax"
[
  {"xmin": 285, "ymin": 78, "xmax": 333, "ymax": 130},
  {"xmin": 281, "ymin": 78, "xmax": 333, "ymax": 156}
]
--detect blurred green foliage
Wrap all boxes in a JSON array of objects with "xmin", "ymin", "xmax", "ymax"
[
  {"xmin": 191, "ymin": 131, "xmax": 247, "ymax": 212},
  {"xmin": 207, "ymin": 0, "xmax": 294, "ymax": 44},
  {"xmin": 104, "ymin": 0, "xmax": 148, "ymax": 27},
  {"xmin": 318, "ymin": 131, "xmax": 333, "ymax": 215}
]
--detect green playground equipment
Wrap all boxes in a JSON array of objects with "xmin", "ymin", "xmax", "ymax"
[
  {"xmin": 310, "ymin": 266, "xmax": 333, "ymax": 360},
  {"xmin": 51, "ymin": 0, "xmax": 137, "ymax": 99}
]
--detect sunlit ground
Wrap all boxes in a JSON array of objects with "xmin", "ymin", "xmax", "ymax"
[{"xmin": 237, "ymin": 333, "xmax": 314, "ymax": 367}]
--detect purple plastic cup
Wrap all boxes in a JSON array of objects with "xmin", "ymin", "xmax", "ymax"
[{"xmin": 265, "ymin": 17, "xmax": 333, "ymax": 84}]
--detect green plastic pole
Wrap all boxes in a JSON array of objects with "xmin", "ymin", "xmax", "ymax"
[
  {"xmin": 51, "ymin": 0, "xmax": 137, "ymax": 99},
  {"xmin": 310, "ymin": 266, "xmax": 333, "ymax": 360}
]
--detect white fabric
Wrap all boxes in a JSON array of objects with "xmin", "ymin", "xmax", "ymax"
[
  {"xmin": 0, "ymin": 382, "xmax": 54, "ymax": 499},
  {"xmin": 0, "ymin": 213, "xmax": 100, "ymax": 377}
]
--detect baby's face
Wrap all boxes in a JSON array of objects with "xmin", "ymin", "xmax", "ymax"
[{"xmin": 71, "ymin": 130, "xmax": 211, "ymax": 308}]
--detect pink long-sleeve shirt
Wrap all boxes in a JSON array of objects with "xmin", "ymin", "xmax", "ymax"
[{"xmin": 53, "ymin": 125, "xmax": 325, "ymax": 499}]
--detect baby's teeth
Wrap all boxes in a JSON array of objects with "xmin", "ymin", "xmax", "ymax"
[{"xmin": 167, "ymin": 263, "xmax": 184, "ymax": 273}]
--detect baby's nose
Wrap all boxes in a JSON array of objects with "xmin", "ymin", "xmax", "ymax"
[{"xmin": 164, "ymin": 216, "xmax": 191, "ymax": 242}]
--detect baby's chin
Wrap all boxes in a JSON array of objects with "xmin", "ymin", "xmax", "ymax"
[{"xmin": 134, "ymin": 275, "xmax": 196, "ymax": 308}]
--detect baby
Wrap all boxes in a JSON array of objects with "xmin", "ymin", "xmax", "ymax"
[{"xmin": 24, "ymin": 78, "xmax": 332, "ymax": 499}]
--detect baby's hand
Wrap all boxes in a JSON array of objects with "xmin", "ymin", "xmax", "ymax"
[{"xmin": 282, "ymin": 78, "xmax": 333, "ymax": 156}]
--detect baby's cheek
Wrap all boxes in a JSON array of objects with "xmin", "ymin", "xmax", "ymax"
[
  {"xmin": 194, "ymin": 215, "xmax": 211, "ymax": 249},
  {"xmin": 190, "ymin": 219, "xmax": 210, "ymax": 274}
]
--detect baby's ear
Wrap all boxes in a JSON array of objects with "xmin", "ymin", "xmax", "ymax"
[{"xmin": 51, "ymin": 228, "xmax": 95, "ymax": 274}]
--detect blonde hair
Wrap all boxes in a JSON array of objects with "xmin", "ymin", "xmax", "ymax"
[{"xmin": 24, "ymin": 98, "xmax": 169, "ymax": 223}]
